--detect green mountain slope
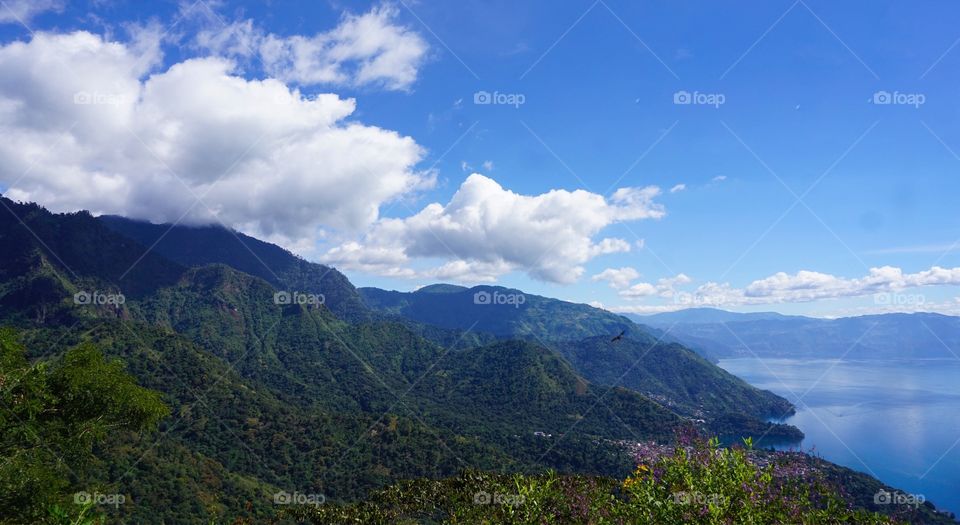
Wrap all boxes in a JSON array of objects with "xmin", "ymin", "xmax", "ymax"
[
  {"xmin": 95, "ymin": 215, "xmax": 798, "ymax": 440},
  {"xmin": 411, "ymin": 339, "xmax": 680, "ymax": 443},
  {"xmin": 125, "ymin": 262, "xmax": 684, "ymax": 446},
  {"xmin": 553, "ymin": 337, "xmax": 800, "ymax": 440},
  {"xmin": 0, "ymin": 198, "xmax": 684, "ymax": 522},
  {"xmin": 359, "ymin": 283, "xmax": 800, "ymax": 440},
  {"xmin": 98, "ymin": 215, "xmax": 370, "ymax": 322},
  {"xmin": 359, "ymin": 284, "xmax": 640, "ymax": 341}
]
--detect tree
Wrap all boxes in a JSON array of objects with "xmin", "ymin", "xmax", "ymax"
[{"xmin": 0, "ymin": 328, "xmax": 169, "ymax": 524}]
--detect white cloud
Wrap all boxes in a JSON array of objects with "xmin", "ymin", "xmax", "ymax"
[
  {"xmin": 678, "ymin": 266, "xmax": 960, "ymax": 307},
  {"xmin": 196, "ymin": 3, "xmax": 428, "ymax": 91},
  {"xmin": 592, "ymin": 267, "xmax": 640, "ymax": 289},
  {"xmin": 0, "ymin": 30, "xmax": 431, "ymax": 247},
  {"xmin": 669, "ymin": 183, "xmax": 686, "ymax": 193},
  {"xmin": 0, "ymin": 0, "xmax": 63, "ymax": 24},
  {"xmin": 482, "ymin": 160, "xmax": 494, "ymax": 171},
  {"xmin": 608, "ymin": 267, "xmax": 960, "ymax": 316},
  {"xmin": 620, "ymin": 282, "xmax": 658, "ymax": 298},
  {"xmin": 422, "ymin": 259, "xmax": 513, "ymax": 283},
  {"xmin": 712, "ymin": 175, "xmax": 727, "ymax": 183},
  {"xmin": 608, "ymin": 304, "xmax": 687, "ymax": 315},
  {"xmin": 608, "ymin": 186, "xmax": 666, "ymax": 220},
  {"xmin": 618, "ymin": 273, "xmax": 691, "ymax": 299},
  {"xmin": 322, "ymin": 174, "xmax": 666, "ymax": 283},
  {"xmin": 319, "ymin": 241, "xmax": 414, "ymax": 278},
  {"xmin": 656, "ymin": 273, "xmax": 693, "ymax": 296}
]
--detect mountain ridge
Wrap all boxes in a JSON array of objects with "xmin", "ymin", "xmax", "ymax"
[{"xmin": 630, "ymin": 308, "xmax": 960, "ymax": 360}]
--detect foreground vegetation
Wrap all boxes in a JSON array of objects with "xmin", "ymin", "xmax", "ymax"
[
  {"xmin": 0, "ymin": 329, "xmax": 168, "ymax": 524},
  {"xmin": 2, "ymin": 329, "xmax": 946, "ymax": 524},
  {"xmin": 289, "ymin": 435, "xmax": 898, "ymax": 524}
]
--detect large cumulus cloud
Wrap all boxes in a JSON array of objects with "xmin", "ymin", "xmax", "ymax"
[
  {"xmin": 0, "ymin": 30, "xmax": 431, "ymax": 248},
  {"xmin": 322, "ymin": 174, "xmax": 665, "ymax": 283}
]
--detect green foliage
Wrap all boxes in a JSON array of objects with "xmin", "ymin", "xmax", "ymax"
[
  {"xmin": 292, "ymin": 437, "xmax": 899, "ymax": 525},
  {"xmin": 0, "ymin": 328, "xmax": 168, "ymax": 525},
  {"xmin": 359, "ymin": 284, "xmax": 803, "ymax": 440}
]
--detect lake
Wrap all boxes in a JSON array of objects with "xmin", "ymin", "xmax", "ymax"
[{"xmin": 719, "ymin": 357, "xmax": 960, "ymax": 517}]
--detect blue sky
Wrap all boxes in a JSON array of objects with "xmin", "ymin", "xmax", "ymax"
[{"xmin": 1, "ymin": 0, "xmax": 959, "ymax": 317}]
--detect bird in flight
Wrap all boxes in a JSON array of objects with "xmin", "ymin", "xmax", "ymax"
[{"xmin": 611, "ymin": 330, "xmax": 626, "ymax": 343}]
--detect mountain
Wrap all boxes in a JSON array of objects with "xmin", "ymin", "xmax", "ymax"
[
  {"xmin": 632, "ymin": 307, "xmax": 802, "ymax": 324},
  {"xmin": 410, "ymin": 339, "xmax": 681, "ymax": 443},
  {"xmin": 98, "ymin": 215, "xmax": 370, "ymax": 322},
  {"xmin": 358, "ymin": 284, "xmax": 641, "ymax": 341},
  {"xmin": 634, "ymin": 308, "xmax": 960, "ymax": 360},
  {"xmin": 127, "ymin": 262, "xmax": 683, "ymax": 441},
  {"xmin": 551, "ymin": 337, "xmax": 800, "ymax": 440},
  {"xmin": 359, "ymin": 284, "xmax": 800, "ymax": 435},
  {"xmin": 3, "ymin": 198, "xmax": 952, "ymax": 523},
  {"xmin": 0, "ymin": 197, "xmax": 686, "ymax": 522}
]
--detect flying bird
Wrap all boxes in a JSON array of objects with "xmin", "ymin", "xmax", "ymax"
[{"xmin": 611, "ymin": 330, "xmax": 626, "ymax": 343}]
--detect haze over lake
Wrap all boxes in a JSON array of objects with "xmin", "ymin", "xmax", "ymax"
[{"xmin": 720, "ymin": 357, "xmax": 960, "ymax": 516}]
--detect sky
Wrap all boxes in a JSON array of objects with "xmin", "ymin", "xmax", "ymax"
[{"xmin": 1, "ymin": 0, "xmax": 959, "ymax": 318}]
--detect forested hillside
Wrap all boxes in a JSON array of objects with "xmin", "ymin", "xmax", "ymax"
[{"xmin": 2, "ymin": 198, "xmax": 951, "ymax": 524}]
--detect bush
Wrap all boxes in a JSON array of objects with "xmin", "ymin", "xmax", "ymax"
[{"xmin": 292, "ymin": 434, "xmax": 897, "ymax": 524}]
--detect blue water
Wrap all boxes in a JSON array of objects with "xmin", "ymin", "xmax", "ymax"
[{"xmin": 719, "ymin": 357, "xmax": 960, "ymax": 517}]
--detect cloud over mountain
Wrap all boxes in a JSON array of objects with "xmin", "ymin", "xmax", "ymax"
[
  {"xmin": 0, "ymin": 29, "xmax": 431, "ymax": 249},
  {"xmin": 612, "ymin": 266, "xmax": 960, "ymax": 312},
  {"xmin": 323, "ymin": 174, "xmax": 665, "ymax": 283}
]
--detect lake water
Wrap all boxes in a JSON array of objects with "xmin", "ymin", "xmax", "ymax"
[{"xmin": 719, "ymin": 357, "xmax": 960, "ymax": 517}]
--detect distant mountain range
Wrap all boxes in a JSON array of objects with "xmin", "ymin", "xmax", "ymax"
[
  {"xmin": 636, "ymin": 307, "xmax": 802, "ymax": 324},
  {"xmin": 629, "ymin": 308, "xmax": 960, "ymax": 361}
]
